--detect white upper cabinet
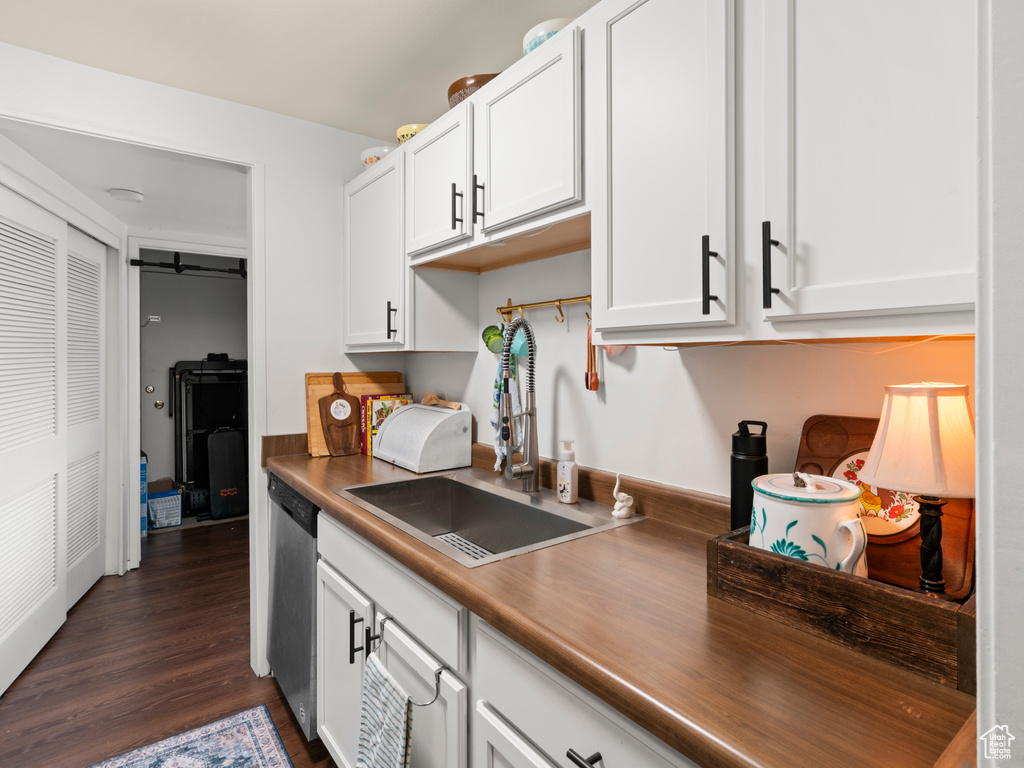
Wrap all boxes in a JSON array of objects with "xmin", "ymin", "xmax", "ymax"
[
  {"xmin": 589, "ymin": 0, "xmax": 733, "ymax": 334},
  {"xmin": 344, "ymin": 152, "xmax": 406, "ymax": 348},
  {"xmin": 345, "ymin": 150, "xmax": 478, "ymax": 353},
  {"xmin": 405, "ymin": 102, "xmax": 474, "ymax": 257},
  {"xmin": 761, "ymin": 0, "xmax": 978, "ymax": 322},
  {"xmin": 473, "ymin": 26, "xmax": 582, "ymax": 235}
]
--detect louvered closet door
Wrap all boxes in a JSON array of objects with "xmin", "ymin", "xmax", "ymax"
[
  {"xmin": 65, "ymin": 228, "xmax": 105, "ymax": 608},
  {"xmin": 0, "ymin": 184, "xmax": 68, "ymax": 695}
]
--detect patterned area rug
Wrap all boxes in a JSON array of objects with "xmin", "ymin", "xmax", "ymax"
[{"xmin": 87, "ymin": 705, "xmax": 293, "ymax": 768}]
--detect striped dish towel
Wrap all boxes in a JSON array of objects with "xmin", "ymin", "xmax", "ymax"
[{"xmin": 357, "ymin": 651, "xmax": 413, "ymax": 768}]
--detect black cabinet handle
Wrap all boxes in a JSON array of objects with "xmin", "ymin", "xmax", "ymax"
[
  {"xmin": 451, "ymin": 183, "xmax": 463, "ymax": 231},
  {"xmin": 472, "ymin": 174, "xmax": 485, "ymax": 224},
  {"xmin": 701, "ymin": 234, "xmax": 719, "ymax": 316},
  {"xmin": 566, "ymin": 749, "xmax": 602, "ymax": 768},
  {"xmin": 348, "ymin": 610, "xmax": 364, "ymax": 665},
  {"xmin": 386, "ymin": 301, "xmax": 398, "ymax": 340},
  {"xmin": 762, "ymin": 220, "xmax": 781, "ymax": 309}
]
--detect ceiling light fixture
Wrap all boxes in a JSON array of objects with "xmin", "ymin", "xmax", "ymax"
[{"xmin": 108, "ymin": 188, "xmax": 144, "ymax": 203}]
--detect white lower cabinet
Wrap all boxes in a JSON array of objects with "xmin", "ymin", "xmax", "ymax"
[
  {"xmin": 317, "ymin": 513, "xmax": 468, "ymax": 768},
  {"xmin": 316, "ymin": 512, "xmax": 692, "ymax": 768},
  {"xmin": 316, "ymin": 561, "xmax": 373, "ymax": 768},
  {"xmin": 376, "ymin": 612, "xmax": 468, "ymax": 768},
  {"xmin": 472, "ymin": 623, "xmax": 696, "ymax": 768},
  {"xmin": 473, "ymin": 701, "xmax": 559, "ymax": 768}
]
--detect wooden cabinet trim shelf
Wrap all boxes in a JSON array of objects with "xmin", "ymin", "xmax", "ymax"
[
  {"xmin": 265, "ymin": 452, "xmax": 975, "ymax": 768},
  {"xmin": 411, "ymin": 212, "xmax": 591, "ymax": 273}
]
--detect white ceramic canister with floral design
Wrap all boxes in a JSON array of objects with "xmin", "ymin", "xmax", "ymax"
[{"xmin": 749, "ymin": 473, "xmax": 868, "ymax": 576}]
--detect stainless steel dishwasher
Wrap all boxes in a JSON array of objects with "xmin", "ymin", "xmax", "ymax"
[{"xmin": 267, "ymin": 472, "xmax": 319, "ymax": 741}]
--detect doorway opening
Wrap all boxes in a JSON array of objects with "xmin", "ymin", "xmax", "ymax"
[{"xmin": 138, "ymin": 248, "xmax": 250, "ymax": 536}]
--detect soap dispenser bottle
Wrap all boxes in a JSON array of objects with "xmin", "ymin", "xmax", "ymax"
[{"xmin": 557, "ymin": 439, "xmax": 578, "ymax": 503}]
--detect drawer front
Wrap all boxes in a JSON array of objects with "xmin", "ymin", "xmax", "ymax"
[
  {"xmin": 318, "ymin": 513, "xmax": 466, "ymax": 671},
  {"xmin": 474, "ymin": 623, "xmax": 695, "ymax": 768}
]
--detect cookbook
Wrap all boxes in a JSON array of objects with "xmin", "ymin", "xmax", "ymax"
[{"xmin": 360, "ymin": 393, "xmax": 413, "ymax": 455}]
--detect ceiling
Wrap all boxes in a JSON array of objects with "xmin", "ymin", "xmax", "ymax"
[
  {"xmin": 0, "ymin": 117, "xmax": 250, "ymax": 240},
  {"xmin": 0, "ymin": 0, "xmax": 598, "ymax": 142},
  {"xmin": 0, "ymin": 1, "xmax": 597, "ymax": 238}
]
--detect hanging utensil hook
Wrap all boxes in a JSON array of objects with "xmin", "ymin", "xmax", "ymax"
[{"xmin": 554, "ymin": 301, "xmax": 565, "ymax": 323}]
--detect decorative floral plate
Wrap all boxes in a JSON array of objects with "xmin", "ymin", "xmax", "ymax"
[{"xmin": 831, "ymin": 450, "xmax": 920, "ymax": 536}]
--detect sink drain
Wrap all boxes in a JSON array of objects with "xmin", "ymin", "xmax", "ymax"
[{"xmin": 435, "ymin": 532, "xmax": 493, "ymax": 561}]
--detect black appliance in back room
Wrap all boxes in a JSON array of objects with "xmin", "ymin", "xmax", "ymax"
[{"xmin": 170, "ymin": 354, "xmax": 248, "ymax": 519}]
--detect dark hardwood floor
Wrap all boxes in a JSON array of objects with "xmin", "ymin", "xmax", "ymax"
[{"xmin": 0, "ymin": 520, "xmax": 333, "ymax": 768}]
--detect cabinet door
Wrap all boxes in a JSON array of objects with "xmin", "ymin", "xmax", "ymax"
[
  {"xmin": 376, "ymin": 613, "xmax": 467, "ymax": 768},
  {"xmin": 316, "ymin": 561, "xmax": 374, "ymax": 768},
  {"xmin": 762, "ymin": 0, "xmax": 977, "ymax": 321},
  {"xmin": 344, "ymin": 152, "xmax": 406, "ymax": 347},
  {"xmin": 473, "ymin": 701, "xmax": 558, "ymax": 768},
  {"xmin": 590, "ymin": 0, "xmax": 733, "ymax": 332},
  {"xmin": 474, "ymin": 27, "xmax": 582, "ymax": 234},
  {"xmin": 406, "ymin": 102, "xmax": 474, "ymax": 257}
]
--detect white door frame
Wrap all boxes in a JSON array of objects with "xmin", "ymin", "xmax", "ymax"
[
  {"xmin": 126, "ymin": 234, "xmax": 249, "ymax": 567},
  {"xmin": 125, "ymin": 163, "xmax": 269, "ymax": 675}
]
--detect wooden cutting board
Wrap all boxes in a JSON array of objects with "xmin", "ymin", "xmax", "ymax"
[
  {"xmin": 305, "ymin": 372, "xmax": 405, "ymax": 457},
  {"xmin": 794, "ymin": 414, "xmax": 975, "ymax": 599},
  {"xmin": 318, "ymin": 373, "xmax": 363, "ymax": 456}
]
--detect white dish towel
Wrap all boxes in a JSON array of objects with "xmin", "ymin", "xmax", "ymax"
[{"xmin": 357, "ymin": 652, "xmax": 413, "ymax": 768}]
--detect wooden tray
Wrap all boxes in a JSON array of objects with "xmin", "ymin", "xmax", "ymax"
[
  {"xmin": 794, "ymin": 414, "xmax": 975, "ymax": 599},
  {"xmin": 708, "ymin": 529, "xmax": 976, "ymax": 692},
  {"xmin": 304, "ymin": 372, "xmax": 405, "ymax": 457}
]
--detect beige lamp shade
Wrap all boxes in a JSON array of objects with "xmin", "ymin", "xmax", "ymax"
[{"xmin": 857, "ymin": 382, "xmax": 975, "ymax": 498}]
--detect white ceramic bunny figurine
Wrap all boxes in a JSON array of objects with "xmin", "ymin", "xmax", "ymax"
[{"xmin": 611, "ymin": 473, "xmax": 634, "ymax": 519}]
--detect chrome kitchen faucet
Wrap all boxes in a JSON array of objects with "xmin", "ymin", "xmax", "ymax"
[{"xmin": 497, "ymin": 317, "xmax": 539, "ymax": 492}]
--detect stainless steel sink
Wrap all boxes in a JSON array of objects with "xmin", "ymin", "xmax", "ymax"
[{"xmin": 334, "ymin": 468, "xmax": 642, "ymax": 567}]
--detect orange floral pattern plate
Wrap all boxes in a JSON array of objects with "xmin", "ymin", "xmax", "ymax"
[{"xmin": 831, "ymin": 450, "xmax": 920, "ymax": 537}]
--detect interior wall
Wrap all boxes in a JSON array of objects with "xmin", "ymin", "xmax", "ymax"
[
  {"xmin": 0, "ymin": 41, "xmax": 391, "ymax": 674},
  {"xmin": 139, "ymin": 253, "xmax": 247, "ymax": 481},
  {"xmin": 404, "ymin": 250, "xmax": 976, "ymax": 498},
  {"xmin": 0, "ymin": 42, "xmax": 385, "ymax": 436}
]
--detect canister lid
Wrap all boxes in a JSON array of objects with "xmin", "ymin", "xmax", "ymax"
[{"xmin": 752, "ymin": 473, "xmax": 861, "ymax": 503}]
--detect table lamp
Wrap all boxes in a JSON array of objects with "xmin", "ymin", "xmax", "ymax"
[{"xmin": 857, "ymin": 382, "xmax": 975, "ymax": 597}]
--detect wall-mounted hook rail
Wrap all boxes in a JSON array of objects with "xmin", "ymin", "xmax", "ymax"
[{"xmin": 497, "ymin": 295, "xmax": 592, "ymax": 323}]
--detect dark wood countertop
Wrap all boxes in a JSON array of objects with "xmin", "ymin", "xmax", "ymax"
[{"xmin": 266, "ymin": 452, "xmax": 975, "ymax": 768}]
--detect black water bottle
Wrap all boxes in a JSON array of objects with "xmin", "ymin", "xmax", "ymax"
[{"xmin": 730, "ymin": 421, "xmax": 768, "ymax": 530}]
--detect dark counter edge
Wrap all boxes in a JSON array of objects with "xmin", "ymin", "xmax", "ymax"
[{"xmin": 263, "ymin": 443, "xmax": 975, "ymax": 768}]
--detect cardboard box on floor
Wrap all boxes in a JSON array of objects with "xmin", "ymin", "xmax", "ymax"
[
  {"xmin": 147, "ymin": 477, "xmax": 182, "ymax": 529},
  {"xmin": 140, "ymin": 452, "xmax": 148, "ymax": 537}
]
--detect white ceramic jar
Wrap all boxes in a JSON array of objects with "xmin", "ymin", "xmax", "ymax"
[{"xmin": 749, "ymin": 473, "xmax": 868, "ymax": 577}]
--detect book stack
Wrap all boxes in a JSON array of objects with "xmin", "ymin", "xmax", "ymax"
[{"xmin": 360, "ymin": 393, "xmax": 413, "ymax": 455}]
